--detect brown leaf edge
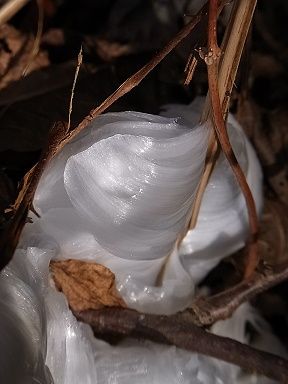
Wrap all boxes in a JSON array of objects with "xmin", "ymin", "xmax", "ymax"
[{"xmin": 50, "ymin": 259, "xmax": 126, "ymax": 312}]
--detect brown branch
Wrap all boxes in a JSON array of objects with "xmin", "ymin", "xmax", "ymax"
[
  {"xmin": 189, "ymin": 0, "xmax": 258, "ymax": 231},
  {"xmin": 75, "ymin": 306, "xmax": 288, "ymax": 383},
  {"xmin": 190, "ymin": 261, "xmax": 288, "ymax": 326},
  {"xmin": 0, "ymin": 122, "xmax": 67, "ymax": 270},
  {"xmin": 73, "ymin": 260, "xmax": 288, "ymax": 382},
  {"xmin": 0, "ymin": 4, "xmax": 210, "ymax": 271},
  {"xmin": 206, "ymin": 0, "xmax": 259, "ymax": 278},
  {"xmin": 50, "ymin": 1, "xmax": 222, "ymax": 159}
]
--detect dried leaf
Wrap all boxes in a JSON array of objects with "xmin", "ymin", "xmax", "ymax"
[
  {"xmin": 41, "ymin": 28, "xmax": 65, "ymax": 46},
  {"xmin": 50, "ymin": 259, "xmax": 126, "ymax": 312},
  {"xmin": 92, "ymin": 38, "xmax": 132, "ymax": 62},
  {"xmin": 0, "ymin": 24, "xmax": 49, "ymax": 91}
]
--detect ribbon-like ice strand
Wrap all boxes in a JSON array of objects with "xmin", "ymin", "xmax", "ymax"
[{"xmin": 29, "ymin": 99, "xmax": 263, "ymax": 314}]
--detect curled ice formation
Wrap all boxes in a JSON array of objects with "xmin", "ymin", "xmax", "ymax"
[
  {"xmin": 0, "ymin": 249, "xmax": 53, "ymax": 384},
  {"xmin": 161, "ymin": 101, "xmax": 263, "ymax": 285},
  {"xmin": 34, "ymin": 109, "xmax": 209, "ymax": 262},
  {"xmin": 27, "ymin": 98, "xmax": 262, "ymax": 314},
  {"xmin": 0, "ymin": 98, "xmax": 274, "ymax": 384}
]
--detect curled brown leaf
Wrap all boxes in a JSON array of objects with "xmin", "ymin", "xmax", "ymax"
[
  {"xmin": 50, "ymin": 259, "xmax": 126, "ymax": 312},
  {"xmin": 0, "ymin": 24, "xmax": 49, "ymax": 91}
]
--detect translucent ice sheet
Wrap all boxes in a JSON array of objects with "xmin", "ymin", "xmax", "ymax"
[
  {"xmin": 1, "ymin": 247, "xmax": 283, "ymax": 384},
  {"xmin": 0, "ymin": 98, "xmax": 279, "ymax": 384},
  {"xmin": 27, "ymin": 98, "xmax": 263, "ymax": 314}
]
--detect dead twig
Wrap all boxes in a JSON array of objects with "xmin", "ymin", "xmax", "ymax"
[
  {"xmin": 205, "ymin": 0, "xmax": 259, "ymax": 278},
  {"xmin": 73, "ymin": 259, "xmax": 288, "ymax": 382},
  {"xmin": 0, "ymin": 2, "xmax": 208, "ymax": 271},
  {"xmin": 67, "ymin": 45, "xmax": 83, "ymax": 133},
  {"xmin": 184, "ymin": 52, "xmax": 198, "ymax": 85},
  {"xmin": 75, "ymin": 306, "xmax": 288, "ymax": 383},
  {"xmin": 0, "ymin": 121, "xmax": 67, "ymax": 270},
  {"xmin": 188, "ymin": 0, "xmax": 258, "ymax": 235},
  {"xmin": 190, "ymin": 261, "xmax": 288, "ymax": 326},
  {"xmin": 50, "ymin": 2, "xmax": 214, "ymax": 159}
]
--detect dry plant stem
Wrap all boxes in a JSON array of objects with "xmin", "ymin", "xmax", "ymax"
[
  {"xmin": 75, "ymin": 261, "xmax": 288, "ymax": 382},
  {"xmin": 51, "ymin": 2, "xmax": 221, "ymax": 159},
  {"xmin": 206, "ymin": 0, "xmax": 258, "ymax": 278},
  {"xmin": 67, "ymin": 45, "xmax": 83, "ymax": 133},
  {"xmin": 0, "ymin": 0, "xmax": 30, "ymax": 26},
  {"xmin": 23, "ymin": 0, "xmax": 44, "ymax": 76},
  {"xmin": 14, "ymin": 121, "xmax": 67, "ymax": 211},
  {"xmin": 75, "ymin": 307, "xmax": 288, "ymax": 383},
  {"xmin": 183, "ymin": 0, "xmax": 227, "ymax": 88},
  {"xmin": 184, "ymin": 53, "xmax": 198, "ymax": 85},
  {"xmin": 189, "ymin": 0, "xmax": 258, "ymax": 230},
  {"xmin": 188, "ymin": 136, "xmax": 219, "ymax": 229},
  {"xmin": 0, "ymin": 122, "xmax": 67, "ymax": 270},
  {"xmin": 0, "ymin": 2, "xmax": 211, "ymax": 271},
  {"xmin": 203, "ymin": 0, "xmax": 257, "ymax": 118},
  {"xmin": 191, "ymin": 261, "xmax": 288, "ymax": 326}
]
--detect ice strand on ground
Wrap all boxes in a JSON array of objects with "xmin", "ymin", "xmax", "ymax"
[{"xmin": 0, "ymin": 246, "xmax": 285, "ymax": 384}]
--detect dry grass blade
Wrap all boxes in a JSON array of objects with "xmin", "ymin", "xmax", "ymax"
[
  {"xmin": 50, "ymin": 2, "xmax": 213, "ymax": 159},
  {"xmin": 184, "ymin": 53, "xmax": 198, "ymax": 86},
  {"xmin": 0, "ymin": 3, "xmax": 209, "ymax": 271},
  {"xmin": 206, "ymin": 0, "xmax": 258, "ymax": 278},
  {"xmin": 0, "ymin": 0, "xmax": 30, "ymax": 26},
  {"xmin": 187, "ymin": 0, "xmax": 259, "ymax": 280},
  {"xmin": 188, "ymin": 0, "xmax": 258, "ymax": 232},
  {"xmin": 188, "ymin": 136, "xmax": 219, "ymax": 229},
  {"xmin": 22, "ymin": 0, "xmax": 44, "ymax": 76},
  {"xmin": 67, "ymin": 45, "xmax": 83, "ymax": 133}
]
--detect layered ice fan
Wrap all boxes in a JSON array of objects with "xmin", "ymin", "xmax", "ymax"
[
  {"xmin": 0, "ymin": 98, "xmax": 269, "ymax": 384},
  {"xmin": 21, "ymin": 97, "xmax": 263, "ymax": 315}
]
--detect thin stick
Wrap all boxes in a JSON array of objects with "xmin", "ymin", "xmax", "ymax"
[
  {"xmin": 0, "ymin": 121, "xmax": 67, "ymax": 270},
  {"xmin": 75, "ymin": 306, "xmax": 288, "ymax": 383},
  {"xmin": 0, "ymin": 0, "xmax": 30, "ymax": 26},
  {"xmin": 191, "ymin": 261, "xmax": 288, "ymax": 326},
  {"xmin": 188, "ymin": 0, "xmax": 258, "ymax": 231},
  {"xmin": 67, "ymin": 45, "xmax": 83, "ymax": 133},
  {"xmin": 206, "ymin": 0, "xmax": 258, "ymax": 278},
  {"xmin": 188, "ymin": 136, "xmax": 219, "ymax": 229},
  {"xmin": 184, "ymin": 53, "xmax": 198, "ymax": 85},
  {"xmin": 75, "ymin": 260, "xmax": 288, "ymax": 381},
  {"xmin": 50, "ymin": 5, "xmax": 210, "ymax": 159},
  {"xmin": 0, "ymin": 2, "xmax": 208, "ymax": 272}
]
